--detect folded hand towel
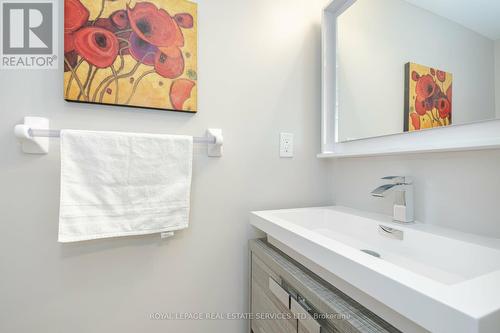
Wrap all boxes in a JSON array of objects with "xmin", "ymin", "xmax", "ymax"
[{"xmin": 58, "ymin": 130, "xmax": 193, "ymax": 242}]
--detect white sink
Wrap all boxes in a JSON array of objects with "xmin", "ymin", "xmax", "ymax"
[{"xmin": 250, "ymin": 206, "xmax": 500, "ymax": 333}]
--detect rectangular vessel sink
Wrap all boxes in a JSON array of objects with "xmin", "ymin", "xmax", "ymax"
[{"xmin": 250, "ymin": 206, "xmax": 500, "ymax": 333}]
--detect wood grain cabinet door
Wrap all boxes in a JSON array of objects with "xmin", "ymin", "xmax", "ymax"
[
  {"xmin": 291, "ymin": 298, "xmax": 322, "ymax": 333},
  {"xmin": 251, "ymin": 254, "xmax": 297, "ymax": 333}
]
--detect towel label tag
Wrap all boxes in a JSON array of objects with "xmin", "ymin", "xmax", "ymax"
[{"xmin": 160, "ymin": 232, "xmax": 175, "ymax": 239}]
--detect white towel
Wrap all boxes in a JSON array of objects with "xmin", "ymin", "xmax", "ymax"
[{"xmin": 58, "ymin": 130, "xmax": 193, "ymax": 243}]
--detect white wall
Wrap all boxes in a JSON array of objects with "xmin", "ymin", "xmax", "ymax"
[
  {"xmin": 331, "ymin": 150, "xmax": 500, "ymax": 238},
  {"xmin": 496, "ymin": 39, "xmax": 500, "ymax": 117},
  {"xmin": 0, "ymin": 0, "xmax": 331, "ymax": 332},
  {"xmin": 337, "ymin": 0, "xmax": 496, "ymax": 142}
]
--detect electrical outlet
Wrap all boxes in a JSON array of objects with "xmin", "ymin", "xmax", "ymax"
[{"xmin": 280, "ymin": 133, "xmax": 294, "ymax": 158}]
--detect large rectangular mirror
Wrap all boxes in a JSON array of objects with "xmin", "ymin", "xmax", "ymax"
[{"xmin": 335, "ymin": 0, "xmax": 500, "ymax": 143}]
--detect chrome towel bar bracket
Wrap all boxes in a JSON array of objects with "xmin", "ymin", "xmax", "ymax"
[{"xmin": 14, "ymin": 116, "xmax": 223, "ymax": 157}]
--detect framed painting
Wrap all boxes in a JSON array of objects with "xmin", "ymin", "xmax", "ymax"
[
  {"xmin": 64, "ymin": 0, "xmax": 197, "ymax": 112},
  {"xmin": 404, "ymin": 62, "xmax": 452, "ymax": 132}
]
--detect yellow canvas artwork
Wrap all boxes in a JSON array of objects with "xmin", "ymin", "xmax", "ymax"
[
  {"xmin": 404, "ymin": 62, "xmax": 452, "ymax": 132},
  {"xmin": 64, "ymin": 0, "xmax": 197, "ymax": 112}
]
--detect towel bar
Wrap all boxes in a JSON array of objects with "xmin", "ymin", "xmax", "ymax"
[{"xmin": 14, "ymin": 116, "xmax": 223, "ymax": 157}]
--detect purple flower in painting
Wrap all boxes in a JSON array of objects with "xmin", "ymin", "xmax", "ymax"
[
  {"xmin": 111, "ymin": 10, "xmax": 129, "ymax": 30},
  {"xmin": 129, "ymin": 32, "xmax": 158, "ymax": 66}
]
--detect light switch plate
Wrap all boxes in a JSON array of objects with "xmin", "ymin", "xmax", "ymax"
[{"xmin": 280, "ymin": 132, "xmax": 294, "ymax": 157}]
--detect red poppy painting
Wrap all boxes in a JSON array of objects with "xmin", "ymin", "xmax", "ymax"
[
  {"xmin": 64, "ymin": 0, "xmax": 197, "ymax": 112},
  {"xmin": 404, "ymin": 63, "xmax": 452, "ymax": 132}
]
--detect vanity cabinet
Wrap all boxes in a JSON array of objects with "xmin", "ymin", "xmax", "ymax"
[
  {"xmin": 251, "ymin": 254, "xmax": 297, "ymax": 333},
  {"xmin": 249, "ymin": 239, "xmax": 401, "ymax": 333}
]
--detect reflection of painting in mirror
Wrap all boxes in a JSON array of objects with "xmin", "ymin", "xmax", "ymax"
[
  {"xmin": 335, "ymin": 0, "xmax": 499, "ymax": 142},
  {"xmin": 404, "ymin": 63, "xmax": 452, "ymax": 132}
]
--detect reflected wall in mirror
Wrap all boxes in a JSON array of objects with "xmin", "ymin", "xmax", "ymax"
[{"xmin": 336, "ymin": 0, "xmax": 500, "ymax": 142}]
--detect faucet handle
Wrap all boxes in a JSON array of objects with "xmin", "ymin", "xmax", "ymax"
[{"xmin": 381, "ymin": 176, "xmax": 413, "ymax": 184}]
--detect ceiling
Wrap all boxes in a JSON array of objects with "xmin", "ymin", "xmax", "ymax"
[{"xmin": 403, "ymin": 0, "xmax": 500, "ymax": 40}]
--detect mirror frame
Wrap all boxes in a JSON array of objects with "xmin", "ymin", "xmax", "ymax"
[{"xmin": 320, "ymin": 0, "xmax": 500, "ymax": 158}]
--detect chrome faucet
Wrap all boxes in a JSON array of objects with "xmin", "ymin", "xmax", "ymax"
[{"xmin": 371, "ymin": 176, "xmax": 414, "ymax": 223}]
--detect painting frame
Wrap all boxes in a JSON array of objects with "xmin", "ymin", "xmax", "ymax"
[{"xmin": 64, "ymin": 0, "xmax": 198, "ymax": 113}]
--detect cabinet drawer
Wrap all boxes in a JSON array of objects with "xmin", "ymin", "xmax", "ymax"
[
  {"xmin": 268, "ymin": 277, "xmax": 290, "ymax": 309},
  {"xmin": 291, "ymin": 298, "xmax": 321, "ymax": 333},
  {"xmin": 251, "ymin": 253, "xmax": 296, "ymax": 333}
]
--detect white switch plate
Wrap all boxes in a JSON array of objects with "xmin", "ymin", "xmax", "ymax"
[{"xmin": 280, "ymin": 133, "xmax": 294, "ymax": 157}]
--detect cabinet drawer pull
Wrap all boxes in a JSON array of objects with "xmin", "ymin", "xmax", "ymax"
[
  {"xmin": 268, "ymin": 277, "xmax": 290, "ymax": 308},
  {"xmin": 291, "ymin": 298, "xmax": 321, "ymax": 333}
]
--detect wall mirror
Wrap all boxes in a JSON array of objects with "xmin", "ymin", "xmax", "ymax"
[{"xmin": 321, "ymin": 0, "xmax": 500, "ymax": 157}]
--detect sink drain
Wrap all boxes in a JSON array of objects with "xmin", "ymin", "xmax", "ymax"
[{"xmin": 361, "ymin": 249, "xmax": 381, "ymax": 258}]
